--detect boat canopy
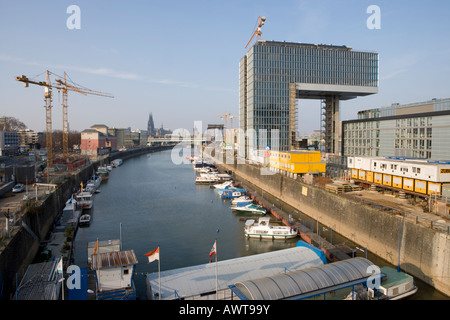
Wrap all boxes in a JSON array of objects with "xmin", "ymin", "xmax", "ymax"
[
  {"xmin": 245, "ymin": 219, "xmax": 255, "ymax": 226},
  {"xmin": 229, "ymin": 257, "xmax": 382, "ymax": 300},
  {"xmin": 146, "ymin": 245, "xmax": 325, "ymax": 300}
]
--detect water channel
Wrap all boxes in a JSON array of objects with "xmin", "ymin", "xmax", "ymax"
[{"xmin": 73, "ymin": 149, "xmax": 447, "ymax": 300}]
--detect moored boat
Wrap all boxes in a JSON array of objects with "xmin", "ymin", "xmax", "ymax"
[
  {"xmin": 97, "ymin": 166, "xmax": 109, "ymax": 181},
  {"xmin": 76, "ymin": 191, "xmax": 94, "ymax": 210},
  {"xmin": 233, "ymin": 203, "xmax": 266, "ymax": 215},
  {"xmin": 90, "ymin": 248, "xmax": 138, "ymax": 300},
  {"xmin": 111, "ymin": 159, "xmax": 123, "ymax": 167},
  {"xmin": 212, "ymin": 180, "xmax": 233, "ymax": 189},
  {"xmin": 345, "ymin": 266, "xmax": 418, "ymax": 300},
  {"xmin": 216, "ymin": 186, "xmax": 246, "ymax": 196},
  {"xmin": 231, "ymin": 196, "xmax": 252, "ymax": 207},
  {"xmin": 79, "ymin": 214, "xmax": 91, "ymax": 226},
  {"xmin": 244, "ymin": 217, "xmax": 298, "ymax": 240},
  {"xmin": 89, "ymin": 175, "xmax": 102, "ymax": 188},
  {"xmin": 221, "ymin": 189, "xmax": 244, "ymax": 199},
  {"xmin": 195, "ymin": 174, "xmax": 219, "ymax": 184}
]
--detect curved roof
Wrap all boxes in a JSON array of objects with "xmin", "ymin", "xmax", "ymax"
[
  {"xmin": 146, "ymin": 244, "xmax": 325, "ymax": 300},
  {"xmin": 232, "ymin": 257, "xmax": 379, "ymax": 300}
]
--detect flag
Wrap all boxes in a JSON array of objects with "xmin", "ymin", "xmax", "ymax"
[
  {"xmin": 57, "ymin": 257, "xmax": 63, "ymax": 274},
  {"xmin": 145, "ymin": 247, "xmax": 160, "ymax": 263},
  {"xmin": 209, "ymin": 240, "xmax": 216, "ymax": 263},
  {"xmin": 93, "ymin": 239, "xmax": 99, "ymax": 255}
]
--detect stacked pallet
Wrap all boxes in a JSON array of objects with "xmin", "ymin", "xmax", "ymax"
[{"xmin": 325, "ymin": 180, "xmax": 361, "ymax": 194}]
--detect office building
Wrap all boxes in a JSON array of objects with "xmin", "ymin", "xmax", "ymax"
[
  {"xmin": 239, "ymin": 40, "xmax": 378, "ymax": 159},
  {"xmin": 18, "ymin": 129, "xmax": 39, "ymax": 150},
  {"xmin": 0, "ymin": 131, "xmax": 19, "ymax": 156},
  {"xmin": 342, "ymin": 98, "xmax": 450, "ymax": 160}
]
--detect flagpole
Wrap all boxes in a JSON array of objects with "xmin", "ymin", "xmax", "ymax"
[
  {"xmin": 158, "ymin": 246, "xmax": 161, "ymax": 300},
  {"xmin": 215, "ymin": 239, "xmax": 218, "ymax": 300}
]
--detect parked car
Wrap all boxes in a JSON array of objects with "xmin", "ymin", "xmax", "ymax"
[{"xmin": 12, "ymin": 184, "xmax": 25, "ymax": 193}]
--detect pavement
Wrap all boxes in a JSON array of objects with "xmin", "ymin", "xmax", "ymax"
[{"xmin": 344, "ymin": 189, "xmax": 450, "ymax": 230}]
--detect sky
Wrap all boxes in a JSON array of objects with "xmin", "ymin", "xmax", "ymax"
[{"xmin": 1, "ymin": 0, "xmax": 449, "ymax": 136}]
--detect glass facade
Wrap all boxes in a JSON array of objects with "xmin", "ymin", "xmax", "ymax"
[
  {"xmin": 342, "ymin": 98, "xmax": 450, "ymax": 160},
  {"xmin": 240, "ymin": 41, "xmax": 379, "ymax": 156}
]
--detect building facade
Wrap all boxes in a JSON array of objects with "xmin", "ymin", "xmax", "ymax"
[
  {"xmin": 239, "ymin": 40, "xmax": 378, "ymax": 159},
  {"xmin": 342, "ymin": 98, "xmax": 450, "ymax": 160},
  {"xmin": 18, "ymin": 129, "xmax": 39, "ymax": 150},
  {"xmin": 0, "ymin": 131, "xmax": 19, "ymax": 156},
  {"xmin": 81, "ymin": 125, "xmax": 117, "ymax": 157}
]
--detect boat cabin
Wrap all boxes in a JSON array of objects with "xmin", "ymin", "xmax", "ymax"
[{"xmin": 90, "ymin": 249, "xmax": 138, "ymax": 299}]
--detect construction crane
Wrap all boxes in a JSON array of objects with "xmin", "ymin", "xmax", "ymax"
[
  {"xmin": 216, "ymin": 113, "xmax": 231, "ymax": 142},
  {"xmin": 228, "ymin": 115, "xmax": 236, "ymax": 130},
  {"xmin": 245, "ymin": 16, "xmax": 266, "ymax": 48},
  {"xmin": 16, "ymin": 70, "xmax": 113, "ymax": 170},
  {"xmin": 54, "ymin": 72, "xmax": 114, "ymax": 158}
]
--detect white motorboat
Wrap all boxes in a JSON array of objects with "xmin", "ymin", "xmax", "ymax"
[
  {"xmin": 244, "ymin": 217, "xmax": 298, "ymax": 240},
  {"xmin": 231, "ymin": 196, "xmax": 252, "ymax": 207},
  {"xmin": 89, "ymin": 175, "xmax": 102, "ymax": 189},
  {"xmin": 212, "ymin": 180, "xmax": 233, "ymax": 189},
  {"xmin": 233, "ymin": 204, "xmax": 266, "ymax": 215},
  {"xmin": 195, "ymin": 174, "xmax": 218, "ymax": 184},
  {"xmin": 79, "ymin": 214, "xmax": 91, "ymax": 226},
  {"xmin": 112, "ymin": 159, "xmax": 123, "ymax": 167}
]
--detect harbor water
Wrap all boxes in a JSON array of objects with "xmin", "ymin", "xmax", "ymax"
[
  {"xmin": 73, "ymin": 149, "xmax": 298, "ymax": 299},
  {"xmin": 73, "ymin": 149, "xmax": 447, "ymax": 300}
]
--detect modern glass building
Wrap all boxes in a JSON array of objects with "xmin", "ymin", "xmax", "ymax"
[
  {"xmin": 342, "ymin": 98, "xmax": 450, "ymax": 160},
  {"xmin": 239, "ymin": 40, "xmax": 378, "ymax": 159}
]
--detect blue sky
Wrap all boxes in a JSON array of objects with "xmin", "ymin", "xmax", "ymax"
[{"xmin": 1, "ymin": 0, "xmax": 449, "ymax": 135}]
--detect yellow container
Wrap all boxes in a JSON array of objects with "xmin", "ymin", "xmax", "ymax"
[
  {"xmin": 358, "ymin": 170, "xmax": 366, "ymax": 181},
  {"xmin": 392, "ymin": 176, "xmax": 403, "ymax": 189},
  {"xmin": 403, "ymin": 178, "xmax": 414, "ymax": 191},
  {"xmin": 374, "ymin": 173, "xmax": 383, "ymax": 184},
  {"xmin": 414, "ymin": 180, "xmax": 427, "ymax": 194},
  {"xmin": 383, "ymin": 174, "xmax": 392, "ymax": 186},
  {"xmin": 427, "ymin": 182, "xmax": 441, "ymax": 195}
]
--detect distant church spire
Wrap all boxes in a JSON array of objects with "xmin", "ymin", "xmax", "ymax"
[{"xmin": 148, "ymin": 113, "xmax": 155, "ymax": 136}]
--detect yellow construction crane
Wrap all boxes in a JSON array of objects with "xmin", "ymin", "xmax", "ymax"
[
  {"xmin": 228, "ymin": 115, "xmax": 236, "ymax": 130},
  {"xmin": 245, "ymin": 16, "xmax": 266, "ymax": 48},
  {"xmin": 54, "ymin": 72, "xmax": 114, "ymax": 158},
  {"xmin": 216, "ymin": 113, "xmax": 231, "ymax": 142},
  {"xmin": 16, "ymin": 70, "xmax": 113, "ymax": 169}
]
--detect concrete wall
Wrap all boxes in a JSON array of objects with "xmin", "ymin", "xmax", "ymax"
[{"xmin": 223, "ymin": 162, "xmax": 450, "ymax": 297}]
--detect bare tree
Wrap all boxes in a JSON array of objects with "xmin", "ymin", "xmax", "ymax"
[
  {"xmin": 0, "ymin": 116, "xmax": 27, "ymax": 131},
  {"xmin": 40, "ymin": 130, "xmax": 81, "ymax": 152}
]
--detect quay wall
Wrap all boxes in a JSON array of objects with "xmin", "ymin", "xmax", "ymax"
[
  {"xmin": 0, "ymin": 145, "xmax": 172, "ymax": 299},
  {"xmin": 220, "ymin": 162, "xmax": 450, "ymax": 297}
]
